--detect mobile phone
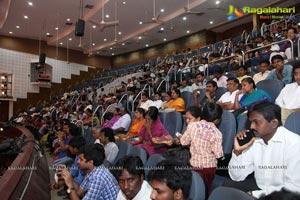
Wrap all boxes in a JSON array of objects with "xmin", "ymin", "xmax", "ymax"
[{"xmin": 237, "ymin": 130, "xmax": 255, "ymax": 146}]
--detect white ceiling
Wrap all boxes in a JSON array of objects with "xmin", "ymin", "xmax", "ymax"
[{"xmin": 0, "ymin": 0, "xmax": 297, "ymax": 56}]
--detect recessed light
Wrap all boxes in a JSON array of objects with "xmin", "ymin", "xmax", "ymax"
[
  {"xmin": 69, "ymin": 38, "xmax": 72, "ymax": 41},
  {"xmin": 46, "ymin": 32, "xmax": 50, "ymax": 36},
  {"xmin": 145, "ymin": 44, "xmax": 149, "ymax": 47},
  {"xmin": 112, "ymin": 53, "xmax": 115, "ymax": 56},
  {"xmin": 160, "ymin": 27, "xmax": 164, "ymax": 31},
  {"xmin": 118, "ymin": 31, "xmax": 122, "ymax": 35},
  {"xmin": 186, "ymin": 30, "xmax": 190, "ymax": 33},
  {"xmin": 16, "ymin": 25, "xmax": 20, "ymax": 29},
  {"xmin": 160, "ymin": 8, "xmax": 165, "ymax": 12},
  {"xmin": 24, "ymin": 15, "xmax": 28, "ymax": 19},
  {"xmin": 138, "ymin": 36, "xmax": 142, "ymax": 40},
  {"xmin": 28, "ymin": 2, "xmax": 33, "ymax": 6},
  {"xmin": 139, "ymin": 21, "xmax": 143, "ymax": 25},
  {"xmin": 122, "ymin": 1, "xmax": 126, "ymax": 5},
  {"xmin": 9, "ymin": 31, "xmax": 13, "ymax": 34},
  {"xmin": 60, "ymin": 42, "xmax": 63, "ymax": 45},
  {"xmin": 122, "ymin": 43, "xmax": 125, "ymax": 46},
  {"xmin": 110, "ymin": 47, "xmax": 113, "ymax": 50},
  {"xmin": 105, "ymin": 14, "xmax": 110, "ymax": 18},
  {"xmin": 92, "ymin": 43, "xmax": 95, "ymax": 46},
  {"xmin": 67, "ymin": 18, "xmax": 71, "ymax": 22},
  {"xmin": 163, "ymin": 38, "xmax": 167, "ymax": 41},
  {"xmin": 182, "ymin": 16, "xmax": 187, "ymax": 21},
  {"xmin": 210, "ymin": 21, "xmax": 213, "ymax": 24},
  {"xmin": 216, "ymin": 1, "xmax": 220, "ymax": 5},
  {"xmin": 104, "ymin": 38, "xmax": 107, "ymax": 41},
  {"xmin": 55, "ymin": 27, "xmax": 59, "ymax": 30},
  {"xmin": 92, "ymin": 25, "xmax": 96, "ymax": 29}
]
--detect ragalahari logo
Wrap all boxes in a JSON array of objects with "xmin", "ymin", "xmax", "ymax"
[{"xmin": 227, "ymin": 4, "xmax": 244, "ymax": 21}]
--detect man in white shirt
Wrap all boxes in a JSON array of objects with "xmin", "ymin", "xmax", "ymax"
[
  {"xmin": 213, "ymin": 66, "xmax": 228, "ymax": 88},
  {"xmin": 217, "ymin": 78, "xmax": 241, "ymax": 112},
  {"xmin": 226, "ymin": 102, "xmax": 300, "ymax": 198},
  {"xmin": 112, "ymin": 107, "xmax": 132, "ymax": 133},
  {"xmin": 115, "ymin": 156, "xmax": 152, "ymax": 200},
  {"xmin": 138, "ymin": 93, "xmax": 153, "ymax": 111},
  {"xmin": 151, "ymin": 92, "xmax": 163, "ymax": 109},
  {"xmin": 93, "ymin": 127, "xmax": 119, "ymax": 165},
  {"xmin": 275, "ymin": 63, "xmax": 300, "ymax": 125},
  {"xmin": 253, "ymin": 60, "xmax": 271, "ymax": 84},
  {"xmin": 190, "ymin": 72, "xmax": 206, "ymax": 106}
]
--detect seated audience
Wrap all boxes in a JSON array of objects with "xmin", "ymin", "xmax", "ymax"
[
  {"xmin": 178, "ymin": 102, "xmax": 223, "ymax": 195},
  {"xmin": 151, "ymin": 92, "xmax": 163, "ymax": 109},
  {"xmin": 149, "ymin": 160, "xmax": 192, "ymax": 200},
  {"xmin": 131, "ymin": 106, "xmax": 173, "ymax": 155},
  {"xmin": 266, "ymin": 54, "xmax": 293, "ymax": 85},
  {"xmin": 166, "ymin": 88, "xmax": 185, "ymax": 112},
  {"xmin": 213, "ymin": 66, "xmax": 228, "ymax": 88},
  {"xmin": 179, "ymin": 79, "xmax": 191, "ymax": 93},
  {"xmin": 112, "ymin": 106, "xmax": 132, "ymax": 133},
  {"xmin": 61, "ymin": 143, "xmax": 120, "ymax": 199},
  {"xmin": 252, "ymin": 60, "xmax": 271, "ymax": 84},
  {"xmin": 114, "ymin": 156, "xmax": 152, "ymax": 200},
  {"xmin": 275, "ymin": 62, "xmax": 300, "ymax": 125},
  {"xmin": 138, "ymin": 93, "xmax": 153, "ymax": 111},
  {"xmin": 102, "ymin": 108, "xmax": 121, "ymax": 128},
  {"xmin": 236, "ymin": 65, "xmax": 251, "ymax": 83},
  {"xmin": 198, "ymin": 80, "xmax": 222, "ymax": 108},
  {"xmin": 184, "ymin": 106, "xmax": 202, "ymax": 125},
  {"xmin": 161, "ymin": 91, "xmax": 173, "ymax": 109},
  {"xmin": 226, "ymin": 102, "xmax": 300, "ymax": 198},
  {"xmin": 93, "ymin": 127, "xmax": 119, "ymax": 165},
  {"xmin": 258, "ymin": 189, "xmax": 300, "ymax": 200}
]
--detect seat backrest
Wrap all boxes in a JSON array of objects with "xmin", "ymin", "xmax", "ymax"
[
  {"xmin": 218, "ymin": 111, "xmax": 236, "ymax": 154},
  {"xmin": 256, "ymin": 79, "xmax": 285, "ymax": 103},
  {"xmin": 215, "ymin": 87, "xmax": 228, "ymax": 100},
  {"xmin": 144, "ymin": 154, "xmax": 165, "ymax": 180},
  {"xmin": 208, "ymin": 186, "xmax": 255, "ymax": 200},
  {"xmin": 181, "ymin": 91, "xmax": 194, "ymax": 109},
  {"xmin": 189, "ymin": 171, "xmax": 206, "ymax": 200},
  {"xmin": 128, "ymin": 146, "xmax": 148, "ymax": 166},
  {"xmin": 114, "ymin": 140, "xmax": 133, "ymax": 164},
  {"xmin": 161, "ymin": 111, "xmax": 184, "ymax": 138},
  {"xmin": 237, "ymin": 113, "xmax": 250, "ymax": 133},
  {"xmin": 284, "ymin": 112, "xmax": 300, "ymax": 135}
]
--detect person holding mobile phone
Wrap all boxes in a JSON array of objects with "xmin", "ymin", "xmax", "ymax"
[{"xmin": 226, "ymin": 102, "xmax": 300, "ymax": 198}]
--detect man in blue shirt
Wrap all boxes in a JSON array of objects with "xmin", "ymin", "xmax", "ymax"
[
  {"xmin": 61, "ymin": 143, "xmax": 119, "ymax": 200},
  {"xmin": 266, "ymin": 54, "xmax": 293, "ymax": 85}
]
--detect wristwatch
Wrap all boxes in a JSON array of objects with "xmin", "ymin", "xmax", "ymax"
[{"xmin": 67, "ymin": 187, "xmax": 76, "ymax": 194}]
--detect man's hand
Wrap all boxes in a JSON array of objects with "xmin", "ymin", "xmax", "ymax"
[
  {"xmin": 233, "ymin": 131, "xmax": 255, "ymax": 156},
  {"xmin": 61, "ymin": 168, "xmax": 74, "ymax": 188}
]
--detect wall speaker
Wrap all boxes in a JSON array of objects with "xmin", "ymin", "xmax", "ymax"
[
  {"xmin": 39, "ymin": 53, "xmax": 46, "ymax": 64},
  {"xmin": 75, "ymin": 19, "xmax": 85, "ymax": 37}
]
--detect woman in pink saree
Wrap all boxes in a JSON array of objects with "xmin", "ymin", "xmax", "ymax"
[{"xmin": 131, "ymin": 106, "xmax": 173, "ymax": 155}]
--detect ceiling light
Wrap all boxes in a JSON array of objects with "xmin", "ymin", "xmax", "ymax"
[
  {"xmin": 110, "ymin": 47, "xmax": 113, "ymax": 50},
  {"xmin": 138, "ymin": 36, "xmax": 142, "ymax": 40},
  {"xmin": 92, "ymin": 25, "xmax": 96, "ymax": 29},
  {"xmin": 105, "ymin": 14, "xmax": 110, "ymax": 18},
  {"xmin": 163, "ymin": 38, "xmax": 167, "ymax": 41},
  {"xmin": 160, "ymin": 27, "xmax": 164, "ymax": 31},
  {"xmin": 216, "ymin": 1, "xmax": 220, "ymax": 5},
  {"xmin": 92, "ymin": 43, "xmax": 95, "ymax": 46},
  {"xmin": 112, "ymin": 53, "xmax": 115, "ymax": 56},
  {"xmin": 9, "ymin": 31, "xmax": 13, "ymax": 34},
  {"xmin": 46, "ymin": 32, "xmax": 50, "ymax": 36},
  {"xmin": 69, "ymin": 38, "xmax": 72, "ymax": 41},
  {"xmin": 139, "ymin": 21, "xmax": 143, "ymax": 25},
  {"xmin": 59, "ymin": 42, "xmax": 63, "ymax": 45},
  {"xmin": 160, "ymin": 8, "xmax": 165, "ymax": 12},
  {"xmin": 24, "ymin": 15, "xmax": 28, "ymax": 19},
  {"xmin": 28, "ymin": 2, "xmax": 33, "ymax": 6},
  {"xmin": 122, "ymin": 1, "xmax": 126, "ymax": 5},
  {"xmin": 55, "ymin": 27, "xmax": 59, "ymax": 30},
  {"xmin": 104, "ymin": 38, "xmax": 107, "ymax": 41},
  {"xmin": 118, "ymin": 31, "xmax": 122, "ymax": 35},
  {"xmin": 67, "ymin": 18, "xmax": 71, "ymax": 22},
  {"xmin": 186, "ymin": 30, "xmax": 190, "ymax": 34},
  {"xmin": 145, "ymin": 44, "xmax": 149, "ymax": 47},
  {"xmin": 210, "ymin": 21, "xmax": 213, "ymax": 24},
  {"xmin": 122, "ymin": 43, "xmax": 125, "ymax": 46},
  {"xmin": 16, "ymin": 25, "xmax": 20, "ymax": 29},
  {"xmin": 182, "ymin": 16, "xmax": 187, "ymax": 21}
]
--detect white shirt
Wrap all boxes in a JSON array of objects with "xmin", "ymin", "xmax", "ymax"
[
  {"xmin": 213, "ymin": 75, "xmax": 228, "ymax": 88},
  {"xmin": 117, "ymin": 180, "xmax": 152, "ymax": 200},
  {"xmin": 252, "ymin": 71, "xmax": 270, "ymax": 84},
  {"xmin": 112, "ymin": 113, "xmax": 131, "ymax": 131},
  {"xmin": 151, "ymin": 100, "xmax": 163, "ymax": 109},
  {"xmin": 218, "ymin": 90, "xmax": 241, "ymax": 112},
  {"xmin": 140, "ymin": 99, "xmax": 153, "ymax": 111},
  {"xmin": 94, "ymin": 141, "xmax": 119, "ymax": 164},
  {"xmin": 228, "ymin": 126, "xmax": 300, "ymax": 198},
  {"xmin": 275, "ymin": 82, "xmax": 300, "ymax": 109},
  {"xmin": 190, "ymin": 82, "xmax": 206, "ymax": 93}
]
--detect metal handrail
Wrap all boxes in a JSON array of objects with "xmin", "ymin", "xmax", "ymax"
[
  {"xmin": 72, "ymin": 94, "xmax": 81, "ymax": 108},
  {"xmin": 118, "ymin": 93, "xmax": 128, "ymax": 109},
  {"xmin": 156, "ymin": 79, "xmax": 167, "ymax": 93},
  {"xmin": 100, "ymin": 104, "xmax": 115, "ymax": 125},
  {"xmin": 131, "ymin": 84, "xmax": 150, "ymax": 113},
  {"xmin": 242, "ymin": 38, "xmax": 294, "ymax": 65},
  {"xmin": 260, "ymin": 22, "xmax": 266, "ymax": 36},
  {"xmin": 92, "ymin": 104, "xmax": 103, "ymax": 127}
]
